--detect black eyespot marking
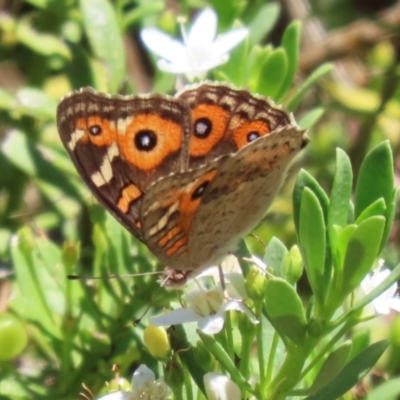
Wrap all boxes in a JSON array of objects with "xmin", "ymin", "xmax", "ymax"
[
  {"xmin": 192, "ymin": 181, "xmax": 210, "ymax": 200},
  {"xmin": 89, "ymin": 125, "xmax": 102, "ymax": 136},
  {"xmin": 247, "ymin": 131, "xmax": 260, "ymax": 142},
  {"xmin": 135, "ymin": 129, "xmax": 157, "ymax": 151},
  {"xmin": 194, "ymin": 117, "xmax": 212, "ymax": 138}
]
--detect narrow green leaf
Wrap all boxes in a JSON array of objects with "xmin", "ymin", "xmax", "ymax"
[
  {"xmin": 355, "ymin": 198, "xmax": 386, "ymax": 224},
  {"xmin": 247, "ymin": 3, "xmax": 280, "ymax": 45},
  {"xmin": 355, "ymin": 141, "xmax": 394, "ymax": 219},
  {"xmin": 309, "ymin": 341, "xmax": 352, "ymax": 394},
  {"xmin": 305, "ymin": 340, "xmax": 388, "ymax": 400},
  {"xmin": 264, "ymin": 278, "xmax": 306, "ymax": 344},
  {"xmin": 287, "ymin": 63, "xmax": 334, "ymax": 112},
  {"xmin": 293, "ymin": 169, "xmax": 329, "ymax": 235},
  {"xmin": 275, "ymin": 21, "xmax": 301, "ymax": 101},
  {"xmin": 379, "ymin": 186, "xmax": 399, "ymax": 254},
  {"xmin": 329, "ymin": 149, "xmax": 353, "ymax": 229},
  {"xmin": 80, "ymin": 0, "xmax": 125, "ymax": 92},
  {"xmin": 257, "ymin": 48, "xmax": 288, "ymax": 99},
  {"xmin": 298, "ymin": 107, "xmax": 325, "ymax": 129},
  {"xmin": 197, "ymin": 330, "xmax": 253, "ymax": 393},
  {"xmin": 342, "ymin": 216, "xmax": 385, "ymax": 294},
  {"xmin": 299, "ymin": 188, "xmax": 326, "ymax": 304},
  {"xmin": 247, "ymin": 45, "xmax": 273, "ymax": 92}
]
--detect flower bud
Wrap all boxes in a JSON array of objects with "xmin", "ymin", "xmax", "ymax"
[
  {"xmin": 245, "ymin": 266, "xmax": 266, "ymax": 306},
  {"xmin": 281, "ymin": 245, "xmax": 303, "ymax": 285},
  {"xmin": 143, "ymin": 325, "xmax": 171, "ymax": 361}
]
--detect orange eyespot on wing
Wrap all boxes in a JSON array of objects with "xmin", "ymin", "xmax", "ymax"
[
  {"xmin": 231, "ymin": 120, "xmax": 271, "ymax": 149},
  {"xmin": 189, "ymin": 104, "xmax": 229, "ymax": 157},
  {"xmin": 117, "ymin": 113, "xmax": 184, "ymax": 171}
]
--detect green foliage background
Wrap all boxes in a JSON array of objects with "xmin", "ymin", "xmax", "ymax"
[{"xmin": 0, "ymin": 0, "xmax": 400, "ymax": 399}]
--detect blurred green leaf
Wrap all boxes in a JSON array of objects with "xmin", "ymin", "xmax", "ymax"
[
  {"xmin": 355, "ymin": 198, "xmax": 386, "ymax": 224},
  {"xmin": 305, "ymin": 341, "xmax": 389, "ymax": 400},
  {"xmin": 275, "ymin": 21, "xmax": 301, "ymax": 101},
  {"xmin": 366, "ymin": 377, "xmax": 400, "ymax": 400},
  {"xmin": 80, "ymin": 0, "xmax": 125, "ymax": 92},
  {"xmin": 309, "ymin": 341, "xmax": 352, "ymax": 394},
  {"xmin": 298, "ymin": 107, "xmax": 325, "ymax": 129},
  {"xmin": 247, "ymin": 3, "xmax": 280, "ymax": 45},
  {"xmin": 257, "ymin": 48, "xmax": 287, "ymax": 99},
  {"xmin": 287, "ymin": 63, "xmax": 334, "ymax": 111}
]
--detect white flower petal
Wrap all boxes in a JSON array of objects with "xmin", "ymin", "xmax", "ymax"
[
  {"xmin": 198, "ymin": 314, "xmax": 225, "ymax": 335},
  {"xmin": 209, "ymin": 28, "xmax": 249, "ymax": 57},
  {"xmin": 132, "ymin": 365, "xmax": 155, "ymax": 392},
  {"xmin": 204, "ymin": 373, "xmax": 241, "ymax": 400},
  {"xmin": 187, "ymin": 8, "xmax": 217, "ymax": 48},
  {"xmin": 140, "ymin": 28, "xmax": 186, "ymax": 62},
  {"xmin": 97, "ymin": 392, "xmax": 133, "ymax": 400},
  {"xmin": 149, "ymin": 308, "xmax": 200, "ymax": 326},
  {"xmin": 387, "ymin": 298, "xmax": 400, "ymax": 312},
  {"xmin": 157, "ymin": 59, "xmax": 191, "ymax": 74},
  {"xmin": 219, "ymin": 301, "xmax": 258, "ymax": 324}
]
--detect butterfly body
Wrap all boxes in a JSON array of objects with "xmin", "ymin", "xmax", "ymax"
[{"xmin": 57, "ymin": 82, "xmax": 308, "ymax": 283}]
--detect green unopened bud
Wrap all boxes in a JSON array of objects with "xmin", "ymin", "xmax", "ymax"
[
  {"xmin": 281, "ymin": 245, "xmax": 303, "ymax": 285},
  {"xmin": 245, "ymin": 266, "xmax": 267, "ymax": 307},
  {"xmin": 143, "ymin": 325, "xmax": 171, "ymax": 361},
  {"xmin": 193, "ymin": 340, "xmax": 215, "ymax": 371},
  {"xmin": 238, "ymin": 311, "xmax": 257, "ymax": 337},
  {"xmin": 164, "ymin": 357, "xmax": 185, "ymax": 394}
]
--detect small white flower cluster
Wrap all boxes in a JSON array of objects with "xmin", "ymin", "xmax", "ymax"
[{"xmin": 141, "ymin": 8, "xmax": 248, "ymax": 80}]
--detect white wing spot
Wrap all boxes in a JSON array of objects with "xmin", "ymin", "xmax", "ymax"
[
  {"xmin": 91, "ymin": 142, "xmax": 119, "ymax": 187},
  {"xmin": 68, "ymin": 129, "xmax": 85, "ymax": 151}
]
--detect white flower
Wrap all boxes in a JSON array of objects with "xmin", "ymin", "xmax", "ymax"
[
  {"xmin": 140, "ymin": 8, "xmax": 248, "ymax": 80},
  {"xmin": 97, "ymin": 393, "xmax": 133, "ymax": 400},
  {"xmin": 361, "ymin": 264, "xmax": 400, "ymax": 315},
  {"xmin": 204, "ymin": 373, "xmax": 241, "ymax": 400},
  {"xmin": 131, "ymin": 365, "xmax": 171, "ymax": 400},
  {"xmin": 96, "ymin": 365, "xmax": 171, "ymax": 400},
  {"xmin": 150, "ymin": 257, "xmax": 257, "ymax": 335}
]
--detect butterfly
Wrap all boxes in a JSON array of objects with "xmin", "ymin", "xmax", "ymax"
[{"xmin": 57, "ymin": 82, "xmax": 308, "ymax": 284}]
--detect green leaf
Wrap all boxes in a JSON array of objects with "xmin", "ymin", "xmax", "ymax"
[
  {"xmin": 247, "ymin": 3, "xmax": 280, "ymax": 45},
  {"xmin": 264, "ymin": 278, "xmax": 306, "ymax": 344},
  {"xmin": 263, "ymin": 237, "xmax": 288, "ymax": 276},
  {"xmin": 365, "ymin": 377, "xmax": 400, "ymax": 400},
  {"xmin": 298, "ymin": 107, "xmax": 325, "ymax": 129},
  {"xmin": 305, "ymin": 340, "xmax": 388, "ymax": 400},
  {"xmin": 287, "ymin": 63, "xmax": 334, "ymax": 112},
  {"xmin": 355, "ymin": 198, "xmax": 387, "ymax": 224},
  {"xmin": 329, "ymin": 149, "xmax": 353, "ymax": 229},
  {"xmin": 275, "ymin": 21, "xmax": 301, "ymax": 101},
  {"xmin": 355, "ymin": 141, "xmax": 394, "ymax": 219},
  {"xmin": 299, "ymin": 188, "xmax": 326, "ymax": 304},
  {"xmin": 247, "ymin": 45, "xmax": 273, "ymax": 92},
  {"xmin": 16, "ymin": 19, "xmax": 71, "ymax": 59},
  {"xmin": 309, "ymin": 341, "xmax": 352, "ymax": 394},
  {"xmin": 380, "ymin": 186, "xmax": 399, "ymax": 254},
  {"xmin": 341, "ymin": 216, "xmax": 385, "ymax": 294},
  {"xmin": 293, "ymin": 169, "xmax": 329, "ymax": 235},
  {"xmin": 257, "ymin": 48, "xmax": 288, "ymax": 99},
  {"xmin": 80, "ymin": 0, "xmax": 125, "ymax": 92}
]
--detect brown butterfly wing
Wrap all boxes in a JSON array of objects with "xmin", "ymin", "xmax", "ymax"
[
  {"xmin": 177, "ymin": 82, "xmax": 294, "ymax": 167},
  {"xmin": 57, "ymin": 87, "xmax": 191, "ymax": 241}
]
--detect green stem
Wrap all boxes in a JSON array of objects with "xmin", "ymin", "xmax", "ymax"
[
  {"xmin": 225, "ymin": 311, "xmax": 235, "ymax": 360},
  {"xmin": 256, "ymin": 312, "xmax": 265, "ymax": 382},
  {"xmin": 265, "ymin": 331, "xmax": 280, "ymax": 385}
]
